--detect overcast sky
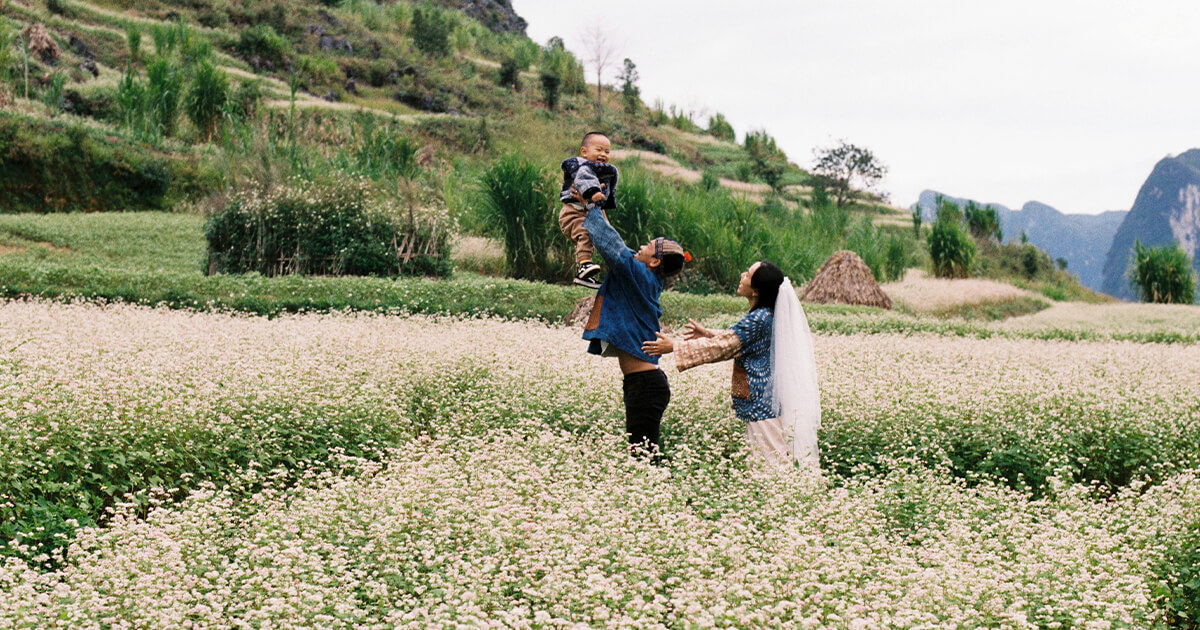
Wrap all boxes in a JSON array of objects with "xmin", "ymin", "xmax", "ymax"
[{"xmin": 510, "ymin": 0, "xmax": 1200, "ymax": 215}]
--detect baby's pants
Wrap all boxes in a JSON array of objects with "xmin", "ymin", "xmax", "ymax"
[{"xmin": 558, "ymin": 202, "xmax": 594, "ymax": 264}]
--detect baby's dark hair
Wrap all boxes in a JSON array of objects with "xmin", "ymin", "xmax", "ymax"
[
  {"xmin": 750, "ymin": 260, "xmax": 784, "ymax": 312},
  {"xmin": 582, "ymin": 131, "xmax": 609, "ymax": 146}
]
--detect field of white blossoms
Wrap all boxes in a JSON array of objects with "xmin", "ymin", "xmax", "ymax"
[{"xmin": 1, "ymin": 299, "xmax": 1199, "ymax": 628}]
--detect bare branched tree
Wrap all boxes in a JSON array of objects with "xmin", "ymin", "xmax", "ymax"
[{"xmin": 581, "ymin": 25, "xmax": 617, "ymax": 120}]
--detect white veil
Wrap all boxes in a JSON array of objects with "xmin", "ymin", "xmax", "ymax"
[{"xmin": 770, "ymin": 277, "xmax": 822, "ymax": 470}]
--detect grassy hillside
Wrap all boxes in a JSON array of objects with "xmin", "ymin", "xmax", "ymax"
[{"xmin": 0, "ymin": 0, "xmax": 1094, "ymax": 302}]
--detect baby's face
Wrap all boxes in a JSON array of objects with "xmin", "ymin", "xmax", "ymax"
[{"xmin": 580, "ymin": 136, "xmax": 611, "ymax": 163}]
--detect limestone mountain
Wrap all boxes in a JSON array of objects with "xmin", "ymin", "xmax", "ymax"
[
  {"xmin": 914, "ymin": 191, "xmax": 1126, "ymax": 292},
  {"xmin": 1100, "ymin": 150, "xmax": 1200, "ymax": 300}
]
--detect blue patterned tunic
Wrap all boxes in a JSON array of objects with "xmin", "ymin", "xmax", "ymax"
[{"xmin": 730, "ymin": 309, "xmax": 775, "ymax": 421}]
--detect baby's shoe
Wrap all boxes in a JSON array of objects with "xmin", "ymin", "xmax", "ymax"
[{"xmin": 573, "ymin": 262, "xmax": 601, "ymax": 289}]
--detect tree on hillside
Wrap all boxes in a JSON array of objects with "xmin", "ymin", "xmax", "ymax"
[
  {"xmin": 964, "ymin": 200, "xmax": 1002, "ymax": 242},
  {"xmin": 708, "ymin": 112, "xmax": 735, "ymax": 142},
  {"xmin": 1131, "ymin": 240, "xmax": 1196, "ymax": 304},
  {"xmin": 581, "ymin": 25, "xmax": 617, "ymax": 120},
  {"xmin": 927, "ymin": 195, "xmax": 975, "ymax": 278},
  {"xmin": 812, "ymin": 140, "xmax": 887, "ymax": 208},
  {"xmin": 412, "ymin": 5, "xmax": 452, "ymax": 57},
  {"xmin": 542, "ymin": 37, "xmax": 586, "ymax": 95},
  {"xmin": 617, "ymin": 58, "xmax": 639, "ymax": 116},
  {"xmin": 744, "ymin": 130, "xmax": 787, "ymax": 194}
]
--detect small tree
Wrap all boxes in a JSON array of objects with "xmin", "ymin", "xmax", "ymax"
[
  {"xmin": 539, "ymin": 71, "xmax": 560, "ymax": 110},
  {"xmin": 812, "ymin": 140, "xmax": 887, "ymax": 208},
  {"xmin": 1131, "ymin": 241, "xmax": 1196, "ymax": 304},
  {"xmin": 186, "ymin": 59, "xmax": 228, "ymax": 140},
  {"xmin": 707, "ymin": 112, "xmax": 735, "ymax": 142},
  {"xmin": 618, "ymin": 57, "xmax": 639, "ymax": 116},
  {"xmin": 581, "ymin": 25, "xmax": 616, "ymax": 120},
  {"xmin": 542, "ymin": 36, "xmax": 585, "ymax": 95},
  {"xmin": 964, "ymin": 200, "xmax": 1002, "ymax": 242},
  {"xmin": 497, "ymin": 56, "xmax": 520, "ymax": 91},
  {"xmin": 911, "ymin": 205, "xmax": 923, "ymax": 237},
  {"xmin": 928, "ymin": 199, "xmax": 975, "ymax": 278},
  {"xmin": 146, "ymin": 58, "xmax": 183, "ymax": 137},
  {"xmin": 744, "ymin": 130, "xmax": 787, "ymax": 193},
  {"xmin": 412, "ymin": 5, "xmax": 451, "ymax": 57}
]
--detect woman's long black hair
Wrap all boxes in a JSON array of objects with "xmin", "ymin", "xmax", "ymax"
[{"xmin": 750, "ymin": 260, "xmax": 785, "ymax": 312}]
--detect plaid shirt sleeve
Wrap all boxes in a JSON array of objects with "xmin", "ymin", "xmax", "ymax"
[{"xmin": 674, "ymin": 330, "xmax": 742, "ymax": 372}]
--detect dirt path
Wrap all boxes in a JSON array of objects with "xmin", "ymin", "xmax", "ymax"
[{"xmin": 610, "ymin": 148, "xmax": 808, "ymax": 200}]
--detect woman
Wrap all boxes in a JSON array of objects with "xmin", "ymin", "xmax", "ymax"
[
  {"xmin": 579, "ymin": 202, "xmax": 686, "ymax": 458},
  {"xmin": 642, "ymin": 261, "xmax": 821, "ymax": 469}
]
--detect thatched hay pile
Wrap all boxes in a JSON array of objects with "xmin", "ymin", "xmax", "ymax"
[
  {"xmin": 800, "ymin": 250, "xmax": 893, "ymax": 309},
  {"xmin": 21, "ymin": 24, "xmax": 60, "ymax": 63}
]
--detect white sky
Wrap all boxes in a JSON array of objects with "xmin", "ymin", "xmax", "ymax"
[{"xmin": 510, "ymin": 0, "xmax": 1200, "ymax": 215}]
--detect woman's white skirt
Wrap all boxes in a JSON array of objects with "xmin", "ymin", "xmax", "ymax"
[{"xmin": 745, "ymin": 416, "xmax": 821, "ymax": 471}]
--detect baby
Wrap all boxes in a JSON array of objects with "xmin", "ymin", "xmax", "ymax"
[{"xmin": 559, "ymin": 131, "xmax": 618, "ymax": 289}]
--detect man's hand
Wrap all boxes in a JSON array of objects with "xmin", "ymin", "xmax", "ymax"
[
  {"xmin": 641, "ymin": 332, "xmax": 675, "ymax": 356},
  {"xmin": 683, "ymin": 318, "xmax": 715, "ymax": 340}
]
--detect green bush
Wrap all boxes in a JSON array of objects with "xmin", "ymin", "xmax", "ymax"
[
  {"xmin": 235, "ymin": 24, "xmax": 289, "ymax": 67},
  {"xmin": 412, "ymin": 5, "xmax": 452, "ymax": 57},
  {"xmin": 497, "ymin": 57, "xmax": 520, "ymax": 90},
  {"xmin": 186, "ymin": 59, "xmax": 228, "ymax": 140},
  {"xmin": 1132, "ymin": 240, "xmax": 1197, "ymax": 304},
  {"xmin": 205, "ymin": 179, "xmax": 450, "ymax": 278},
  {"xmin": 351, "ymin": 117, "xmax": 420, "ymax": 180},
  {"xmin": 477, "ymin": 154, "xmax": 563, "ymax": 282},
  {"xmin": 539, "ymin": 71, "xmax": 560, "ymax": 110},
  {"xmin": 146, "ymin": 58, "xmax": 183, "ymax": 137},
  {"xmin": 707, "ymin": 112, "xmax": 735, "ymax": 141},
  {"xmin": 928, "ymin": 214, "xmax": 975, "ymax": 278}
]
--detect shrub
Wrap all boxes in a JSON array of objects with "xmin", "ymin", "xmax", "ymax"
[
  {"xmin": 411, "ymin": 5, "xmax": 452, "ymax": 57},
  {"xmin": 186, "ymin": 59, "xmax": 228, "ymax": 140},
  {"xmin": 497, "ymin": 57, "xmax": 520, "ymax": 90},
  {"xmin": 707, "ymin": 112, "xmax": 735, "ymax": 141},
  {"xmin": 229, "ymin": 78, "xmax": 265, "ymax": 121},
  {"xmin": 125, "ymin": 26, "xmax": 141, "ymax": 63},
  {"xmin": 928, "ymin": 214, "xmax": 975, "ymax": 278},
  {"xmin": 205, "ymin": 179, "xmax": 450, "ymax": 277},
  {"xmin": 1132, "ymin": 240, "xmax": 1196, "ymax": 304},
  {"xmin": 477, "ymin": 154, "xmax": 563, "ymax": 282},
  {"xmin": 146, "ymin": 58, "xmax": 183, "ymax": 137},
  {"xmin": 41, "ymin": 71, "xmax": 65, "ymax": 117},
  {"xmin": 352, "ymin": 115, "xmax": 419, "ymax": 179},
  {"xmin": 539, "ymin": 71, "xmax": 560, "ymax": 110},
  {"xmin": 235, "ymin": 23, "xmax": 289, "ymax": 68}
]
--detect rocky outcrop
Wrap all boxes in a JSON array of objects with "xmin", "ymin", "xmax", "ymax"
[
  {"xmin": 1100, "ymin": 150, "xmax": 1200, "ymax": 300},
  {"xmin": 457, "ymin": 0, "xmax": 527, "ymax": 35}
]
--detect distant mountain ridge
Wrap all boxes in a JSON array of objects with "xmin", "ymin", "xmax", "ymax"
[
  {"xmin": 913, "ymin": 191, "xmax": 1126, "ymax": 292},
  {"xmin": 1100, "ymin": 150, "xmax": 1200, "ymax": 300}
]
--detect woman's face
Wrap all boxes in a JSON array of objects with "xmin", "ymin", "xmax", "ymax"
[{"xmin": 737, "ymin": 262, "xmax": 761, "ymax": 300}]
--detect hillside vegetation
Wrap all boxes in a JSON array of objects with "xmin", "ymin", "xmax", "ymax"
[{"xmin": 0, "ymin": 0, "xmax": 944, "ymax": 292}]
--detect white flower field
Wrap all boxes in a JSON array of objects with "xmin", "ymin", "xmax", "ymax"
[{"xmin": 1, "ymin": 300, "xmax": 1199, "ymax": 628}]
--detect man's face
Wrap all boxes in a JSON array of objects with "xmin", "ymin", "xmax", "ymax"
[
  {"xmin": 580, "ymin": 135, "xmax": 611, "ymax": 163},
  {"xmin": 634, "ymin": 239, "xmax": 661, "ymax": 269}
]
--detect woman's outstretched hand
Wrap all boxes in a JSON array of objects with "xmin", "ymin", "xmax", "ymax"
[
  {"xmin": 683, "ymin": 318, "xmax": 715, "ymax": 340},
  {"xmin": 642, "ymin": 332, "xmax": 675, "ymax": 356}
]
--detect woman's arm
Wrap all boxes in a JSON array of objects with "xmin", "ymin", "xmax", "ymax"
[{"xmin": 641, "ymin": 330, "xmax": 742, "ymax": 372}]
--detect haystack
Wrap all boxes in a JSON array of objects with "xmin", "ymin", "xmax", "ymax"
[
  {"xmin": 800, "ymin": 250, "xmax": 893, "ymax": 309},
  {"xmin": 21, "ymin": 24, "xmax": 60, "ymax": 64}
]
